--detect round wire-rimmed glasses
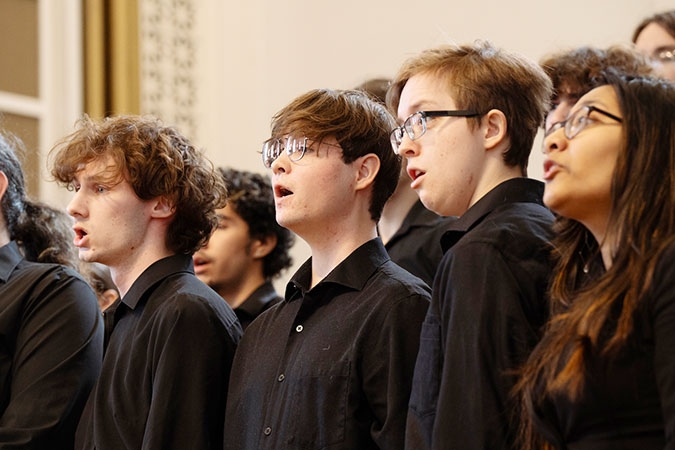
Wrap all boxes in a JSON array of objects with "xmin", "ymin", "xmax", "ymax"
[{"xmin": 261, "ymin": 136, "xmax": 341, "ymax": 168}]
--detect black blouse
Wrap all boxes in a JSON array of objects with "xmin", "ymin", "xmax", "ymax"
[{"xmin": 531, "ymin": 245, "xmax": 675, "ymax": 449}]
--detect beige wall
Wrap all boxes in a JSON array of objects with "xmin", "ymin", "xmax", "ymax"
[
  {"xmin": 20, "ymin": 0, "xmax": 671, "ymax": 284},
  {"xmin": 193, "ymin": 0, "xmax": 672, "ymax": 180},
  {"xmin": 182, "ymin": 0, "xmax": 673, "ymax": 280}
]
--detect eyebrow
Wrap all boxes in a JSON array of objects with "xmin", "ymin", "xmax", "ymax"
[
  {"xmin": 397, "ymin": 100, "xmax": 437, "ymax": 121},
  {"xmin": 573, "ymin": 99, "xmax": 612, "ymax": 112},
  {"xmin": 76, "ymin": 168, "xmax": 121, "ymax": 186}
]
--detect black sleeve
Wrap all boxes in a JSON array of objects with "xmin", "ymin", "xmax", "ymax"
[{"xmin": 0, "ymin": 269, "xmax": 103, "ymax": 450}]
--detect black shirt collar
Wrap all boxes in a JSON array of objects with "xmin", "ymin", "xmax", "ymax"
[
  {"xmin": 236, "ymin": 281, "xmax": 279, "ymax": 317},
  {"xmin": 121, "ymin": 254, "xmax": 194, "ymax": 310},
  {"xmin": 0, "ymin": 241, "xmax": 23, "ymax": 282},
  {"xmin": 401, "ymin": 200, "xmax": 446, "ymax": 230},
  {"xmin": 285, "ymin": 237, "xmax": 390, "ymax": 301},
  {"xmin": 441, "ymin": 178, "xmax": 546, "ymax": 252}
]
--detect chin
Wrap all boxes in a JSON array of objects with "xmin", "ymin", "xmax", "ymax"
[
  {"xmin": 542, "ymin": 191, "xmax": 562, "ymax": 213},
  {"xmin": 419, "ymin": 196, "xmax": 448, "ymax": 217}
]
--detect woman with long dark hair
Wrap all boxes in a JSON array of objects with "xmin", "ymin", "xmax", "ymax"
[{"xmin": 518, "ymin": 73, "xmax": 675, "ymax": 449}]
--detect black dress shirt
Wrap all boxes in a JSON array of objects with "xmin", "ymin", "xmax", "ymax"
[
  {"xmin": 405, "ymin": 178, "xmax": 555, "ymax": 450},
  {"xmin": 531, "ymin": 245, "xmax": 675, "ymax": 449},
  {"xmin": 0, "ymin": 241, "xmax": 103, "ymax": 450},
  {"xmin": 235, "ymin": 281, "xmax": 282, "ymax": 331},
  {"xmin": 224, "ymin": 238, "xmax": 430, "ymax": 450},
  {"xmin": 75, "ymin": 254, "xmax": 242, "ymax": 450},
  {"xmin": 384, "ymin": 200, "xmax": 456, "ymax": 287}
]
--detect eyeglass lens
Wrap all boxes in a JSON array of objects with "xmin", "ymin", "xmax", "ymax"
[{"xmin": 262, "ymin": 136, "xmax": 309, "ymax": 168}]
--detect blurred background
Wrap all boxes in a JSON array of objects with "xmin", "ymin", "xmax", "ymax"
[{"xmin": 1, "ymin": 0, "xmax": 671, "ymax": 279}]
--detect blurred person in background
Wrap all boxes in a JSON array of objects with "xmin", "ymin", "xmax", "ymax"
[
  {"xmin": 540, "ymin": 45, "xmax": 654, "ymax": 133},
  {"xmin": 632, "ymin": 9, "xmax": 675, "ymax": 81},
  {"xmin": 193, "ymin": 167, "xmax": 293, "ymax": 330},
  {"xmin": 356, "ymin": 77, "xmax": 454, "ymax": 287},
  {"xmin": 0, "ymin": 131, "xmax": 102, "ymax": 450}
]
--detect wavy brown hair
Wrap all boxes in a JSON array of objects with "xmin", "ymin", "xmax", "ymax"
[
  {"xmin": 49, "ymin": 115, "xmax": 227, "ymax": 255},
  {"xmin": 517, "ymin": 73, "xmax": 675, "ymax": 449}
]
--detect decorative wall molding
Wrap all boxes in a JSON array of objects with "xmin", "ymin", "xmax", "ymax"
[{"xmin": 138, "ymin": 0, "xmax": 198, "ymax": 140}]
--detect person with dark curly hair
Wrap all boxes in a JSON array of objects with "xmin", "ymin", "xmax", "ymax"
[
  {"xmin": 193, "ymin": 167, "xmax": 294, "ymax": 330},
  {"xmin": 540, "ymin": 45, "xmax": 654, "ymax": 134},
  {"xmin": 49, "ymin": 115, "xmax": 242, "ymax": 450},
  {"xmin": 0, "ymin": 131, "xmax": 102, "ymax": 450}
]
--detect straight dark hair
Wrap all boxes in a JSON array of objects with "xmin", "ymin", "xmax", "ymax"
[{"xmin": 517, "ymin": 73, "xmax": 675, "ymax": 449}]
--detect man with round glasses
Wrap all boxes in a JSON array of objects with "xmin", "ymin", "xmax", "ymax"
[
  {"xmin": 388, "ymin": 41, "xmax": 555, "ymax": 450},
  {"xmin": 225, "ymin": 88, "xmax": 430, "ymax": 450}
]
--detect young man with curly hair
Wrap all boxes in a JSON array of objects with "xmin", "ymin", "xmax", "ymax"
[{"xmin": 49, "ymin": 115, "xmax": 242, "ymax": 450}]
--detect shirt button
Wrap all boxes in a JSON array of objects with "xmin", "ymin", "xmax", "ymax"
[
  {"xmin": 277, "ymin": 374, "xmax": 285, "ymax": 382},
  {"xmin": 264, "ymin": 427, "xmax": 272, "ymax": 436},
  {"xmin": 296, "ymin": 324, "xmax": 303, "ymax": 332}
]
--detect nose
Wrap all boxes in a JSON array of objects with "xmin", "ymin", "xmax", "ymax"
[
  {"xmin": 396, "ymin": 133, "xmax": 419, "ymax": 158},
  {"xmin": 542, "ymin": 127, "xmax": 567, "ymax": 155},
  {"xmin": 66, "ymin": 189, "xmax": 86, "ymax": 218},
  {"xmin": 271, "ymin": 151, "xmax": 289, "ymax": 174}
]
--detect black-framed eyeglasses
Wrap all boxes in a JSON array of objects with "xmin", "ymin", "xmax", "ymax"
[
  {"xmin": 261, "ymin": 136, "xmax": 341, "ymax": 168},
  {"xmin": 545, "ymin": 105, "xmax": 623, "ymax": 140},
  {"xmin": 389, "ymin": 110, "xmax": 481, "ymax": 152}
]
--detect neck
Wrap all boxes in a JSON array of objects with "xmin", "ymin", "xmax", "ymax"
[
  {"xmin": 110, "ymin": 247, "xmax": 174, "ymax": 298},
  {"xmin": 469, "ymin": 162, "xmax": 523, "ymax": 209},
  {"xmin": 379, "ymin": 183, "xmax": 419, "ymax": 245},
  {"xmin": 111, "ymin": 220, "xmax": 174, "ymax": 298},
  {"xmin": 306, "ymin": 223, "xmax": 377, "ymax": 289},
  {"xmin": 217, "ymin": 272, "xmax": 267, "ymax": 309},
  {"xmin": 0, "ymin": 229, "xmax": 9, "ymax": 248},
  {"xmin": 591, "ymin": 221, "xmax": 615, "ymax": 271}
]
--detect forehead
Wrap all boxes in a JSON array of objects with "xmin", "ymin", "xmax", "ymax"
[
  {"xmin": 398, "ymin": 72, "xmax": 458, "ymax": 114},
  {"xmin": 635, "ymin": 22, "xmax": 675, "ymax": 54},
  {"xmin": 216, "ymin": 203, "xmax": 241, "ymax": 219},
  {"xmin": 575, "ymin": 85, "xmax": 619, "ymax": 111},
  {"xmin": 74, "ymin": 154, "xmax": 121, "ymax": 181},
  {"xmin": 553, "ymin": 83, "xmax": 583, "ymax": 100}
]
